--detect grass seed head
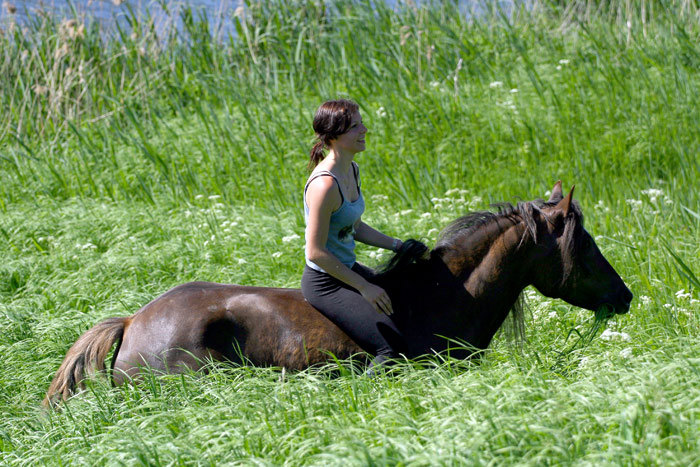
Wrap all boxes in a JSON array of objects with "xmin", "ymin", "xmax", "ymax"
[{"xmin": 3, "ymin": 1, "xmax": 16, "ymax": 14}]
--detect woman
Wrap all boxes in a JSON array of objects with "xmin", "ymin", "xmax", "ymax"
[{"xmin": 301, "ymin": 99, "xmax": 406, "ymax": 367}]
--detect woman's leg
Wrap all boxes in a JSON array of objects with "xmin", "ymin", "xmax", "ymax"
[{"xmin": 301, "ymin": 266, "xmax": 404, "ymax": 359}]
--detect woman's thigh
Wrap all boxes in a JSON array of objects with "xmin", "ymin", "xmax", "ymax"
[{"xmin": 301, "ymin": 266, "xmax": 403, "ymax": 356}]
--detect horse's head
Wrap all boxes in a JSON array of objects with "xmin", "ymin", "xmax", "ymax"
[{"xmin": 530, "ymin": 181, "xmax": 633, "ymax": 315}]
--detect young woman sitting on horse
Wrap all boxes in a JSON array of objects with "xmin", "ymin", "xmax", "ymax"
[{"xmin": 301, "ymin": 99, "xmax": 424, "ymax": 368}]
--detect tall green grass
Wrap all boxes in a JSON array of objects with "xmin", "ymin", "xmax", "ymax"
[{"xmin": 1, "ymin": 0, "xmax": 699, "ymax": 464}]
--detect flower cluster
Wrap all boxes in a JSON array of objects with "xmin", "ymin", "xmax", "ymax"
[{"xmin": 600, "ymin": 329, "xmax": 631, "ymax": 341}]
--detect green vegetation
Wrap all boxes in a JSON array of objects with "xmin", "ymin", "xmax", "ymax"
[{"xmin": 1, "ymin": 0, "xmax": 699, "ymax": 464}]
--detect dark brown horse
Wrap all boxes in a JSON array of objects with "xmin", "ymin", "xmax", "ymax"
[{"xmin": 44, "ymin": 182, "xmax": 633, "ymax": 406}]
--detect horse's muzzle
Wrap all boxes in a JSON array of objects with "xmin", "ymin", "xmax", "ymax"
[{"xmin": 614, "ymin": 286, "xmax": 634, "ymax": 314}]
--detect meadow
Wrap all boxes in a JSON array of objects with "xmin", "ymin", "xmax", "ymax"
[{"xmin": 1, "ymin": 0, "xmax": 699, "ymax": 464}]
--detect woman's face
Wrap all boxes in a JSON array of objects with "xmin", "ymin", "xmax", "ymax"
[{"xmin": 331, "ymin": 111, "xmax": 367, "ymax": 155}]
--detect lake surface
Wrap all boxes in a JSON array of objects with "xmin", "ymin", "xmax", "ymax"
[{"xmin": 2, "ymin": 1, "xmax": 529, "ymax": 39}]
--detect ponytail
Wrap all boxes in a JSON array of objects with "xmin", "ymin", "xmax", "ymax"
[{"xmin": 308, "ymin": 139, "xmax": 325, "ymax": 171}]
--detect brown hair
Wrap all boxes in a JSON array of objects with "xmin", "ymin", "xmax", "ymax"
[{"xmin": 308, "ymin": 99, "xmax": 359, "ymax": 170}]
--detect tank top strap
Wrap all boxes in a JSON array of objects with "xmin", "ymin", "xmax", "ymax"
[
  {"xmin": 351, "ymin": 161, "xmax": 361, "ymax": 190},
  {"xmin": 304, "ymin": 171, "xmax": 345, "ymax": 204}
]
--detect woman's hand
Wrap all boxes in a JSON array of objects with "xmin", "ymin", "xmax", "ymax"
[{"xmin": 359, "ymin": 282, "xmax": 393, "ymax": 316}]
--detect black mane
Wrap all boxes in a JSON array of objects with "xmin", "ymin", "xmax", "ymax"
[{"xmin": 375, "ymin": 239, "xmax": 430, "ymax": 279}]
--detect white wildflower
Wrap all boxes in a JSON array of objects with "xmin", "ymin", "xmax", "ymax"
[
  {"xmin": 445, "ymin": 188, "xmax": 461, "ymax": 196},
  {"xmin": 600, "ymin": 329, "xmax": 631, "ymax": 341},
  {"xmin": 675, "ymin": 289, "xmax": 692, "ymax": 300},
  {"xmin": 664, "ymin": 303, "xmax": 673, "ymax": 309},
  {"xmin": 489, "ymin": 81, "xmax": 503, "ymax": 88},
  {"xmin": 195, "ymin": 194, "xmax": 204, "ymax": 200},
  {"xmin": 272, "ymin": 252, "xmax": 283, "ymax": 259},
  {"xmin": 558, "ymin": 59, "xmax": 570, "ymax": 65},
  {"xmin": 640, "ymin": 295, "xmax": 651, "ymax": 305},
  {"xmin": 626, "ymin": 199, "xmax": 642, "ymax": 211},
  {"xmin": 282, "ymin": 234, "xmax": 301, "ymax": 244},
  {"xmin": 237, "ymin": 258, "xmax": 247, "ymax": 265},
  {"xmin": 641, "ymin": 188, "xmax": 663, "ymax": 203},
  {"xmin": 579, "ymin": 356, "xmax": 590, "ymax": 368},
  {"xmin": 421, "ymin": 212, "xmax": 431, "ymax": 218},
  {"xmin": 620, "ymin": 348, "xmax": 633, "ymax": 359},
  {"xmin": 594, "ymin": 200, "xmax": 610, "ymax": 213},
  {"xmin": 430, "ymin": 81, "xmax": 441, "ymax": 88},
  {"xmin": 556, "ymin": 65, "xmax": 562, "ymax": 70},
  {"xmin": 548, "ymin": 311, "xmax": 557, "ymax": 319},
  {"xmin": 510, "ymin": 88, "xmax": 518, "ymax": 93},
  {"xmin": 376, "ymin": 106, "xmax": 387, "ymax": 118},
  {"xmin": 400, "ymin": 209, "xmax": 413, "ymax": 216},
  {"xmin": 208, "ymin": 195, "xmax": 221, "ymax": 200},
  {"xmin": 371, "ymin": 194, "xmax": 389, "ymax": 202},
  {"xmin": 691, "ymin": 299, "xmax": 699, "ymax": 305}
]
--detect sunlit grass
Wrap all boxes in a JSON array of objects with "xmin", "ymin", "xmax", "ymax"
[{"xmin": 1, "ymin": 0, "xmax": 699, "ymax": 464}]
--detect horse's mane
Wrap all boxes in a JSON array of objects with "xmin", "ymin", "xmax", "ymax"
[
  {"xmin": 436, "ymin": 199, "xmax": 583, "ymax": 250},
  {"xmin": 376, "ymin": 198, "xmax": 585, "ymax": 347}
]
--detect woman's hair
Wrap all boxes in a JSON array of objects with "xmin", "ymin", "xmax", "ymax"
[{"xmin": 309, "ymin": 99, "xmax": 359, "ymax": 170}]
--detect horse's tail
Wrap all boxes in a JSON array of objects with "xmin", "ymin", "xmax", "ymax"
[{"xmin": 43, "ymin": 317, "xmax": 128, "ymax": 407}]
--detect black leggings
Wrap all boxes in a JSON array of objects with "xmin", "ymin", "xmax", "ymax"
[{"xmin": 301, "ymin": 263, "xmax": 404, "ymax": 360}]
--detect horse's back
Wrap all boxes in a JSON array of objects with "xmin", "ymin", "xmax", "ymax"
[{"xmin": 113, "ymin": 281, "xmax": 361, "ymax": 382}]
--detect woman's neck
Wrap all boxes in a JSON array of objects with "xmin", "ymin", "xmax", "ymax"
[{"xmin": 326, "ymin": 149, "xmax": 354, "ymax": 174}]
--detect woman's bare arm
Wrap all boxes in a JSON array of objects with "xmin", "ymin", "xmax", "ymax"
[{"xmin": 354, "ymin": 221, "xmax": 402, "ymax": 251}]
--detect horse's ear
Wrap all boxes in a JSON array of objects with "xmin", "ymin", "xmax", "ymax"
[
  {"xmin": 548, "ymin": 180, "xmax": 563, "ymax": 203},
  {"xmin": 555, "ymin": 185, "xmax": 575, "ymax": 216}
]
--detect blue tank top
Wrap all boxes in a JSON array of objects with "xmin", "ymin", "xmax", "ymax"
[{"xmin": 304, "ymin": 162, "xmax": 365, "ymax": 272}]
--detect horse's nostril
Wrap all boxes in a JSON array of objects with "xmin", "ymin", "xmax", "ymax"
[{"xmin": 623, "ymin": 288, "xmax": 633, "ymax": 304}]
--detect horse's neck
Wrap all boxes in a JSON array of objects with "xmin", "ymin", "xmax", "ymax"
[{"xmin": 438, "ymin": 216, "xmax": 532, "ymax": 347}]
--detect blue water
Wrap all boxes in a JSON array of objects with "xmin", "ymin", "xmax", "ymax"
[
  {"xmin": 3, "ymin": 1, "xmax": 241, "ymax": 38},
  {"xmin": 2, "ymin": 1, "xmax": 528, "ymax": 39}
]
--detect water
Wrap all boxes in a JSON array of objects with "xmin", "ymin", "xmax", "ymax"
[
  {"xmin": 2, "ymin": 1, "xmax": 241, "ymax": 39},
  {"xmin": 1, "ymin": 0, "xmax": 530, "ymax": 39}
]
